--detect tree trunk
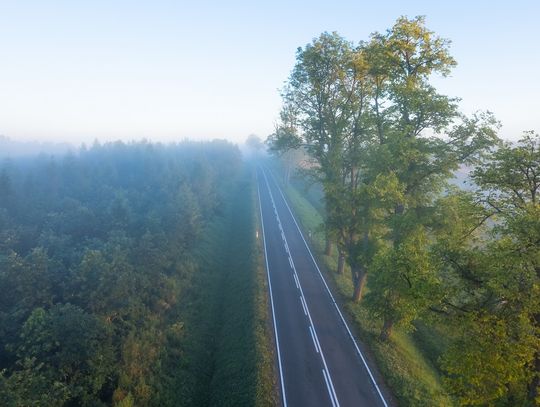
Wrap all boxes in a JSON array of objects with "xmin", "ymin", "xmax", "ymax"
[
  {"xmin": 284, "ymin": 161, "xmax": 291, "ymax": 185},
  {"xmin": 352, "ymin": 265, "xmax": 367, "ymax": 303},
  {"xmin": 337, "ymin": 251, "xmax": 345, "ymax": 274},
  {"xmin": 379, "ymin": 317, "xmax": 394, "ymax": 341},
  {"xmin": 324, "ymin": 236, "xmax": 333, "ymax": 256}
]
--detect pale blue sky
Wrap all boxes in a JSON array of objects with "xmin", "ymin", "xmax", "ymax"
[{"xmin": 0, "ymin": 0, "xmax": 538, "ymax": 144}]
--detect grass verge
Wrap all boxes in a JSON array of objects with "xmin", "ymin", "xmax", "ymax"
[
  {"xmin": 279, "ymin": 172, "xmax": 455, "ymax": 407},
  {"xmin": 154, "ymin": 166, "xmax": 276, "ymax": 406}
]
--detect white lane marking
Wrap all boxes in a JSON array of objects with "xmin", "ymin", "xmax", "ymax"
[
  {"xmin": 309, "ymin": 325, "xmax": 320, "ymax": 353},
  {"xmin": 299, "ymin": 294, "xmax": 308, "ymax": 315},
  {"xmin": 322, "ymin": 369, "xmax": 338, "ymax": 407},
  {"xmin": 267, "ymin": 168, "xmax": 389, "ymax": 407},
  {"xmin": 262, "ymin": 170, "xmax": 340, "ymax": 407},
  {"xmin": 325, "ymin": 367, "xmax": 340, "ymax": 407},
  {"xmin": 293, "ymin": 274, "xmax": 300, "ymax": 288},
  {"xmin": 256, "ymin": 174, "xmax": 288, "ymax": 407},
  {"xmin": 289, "ymin": 256, "xmax": 294, "ymax": 269},
  {"xmin": 311, "ymin": 324, "xmax": 323, "ymax": 355}
]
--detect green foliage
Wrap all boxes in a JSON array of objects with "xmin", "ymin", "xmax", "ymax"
[
  {"xmin": 277, "ymin": 172, "xmax": 454, "ymax": 406},
  {"xmin": 152, "ymin": 167, "xmax": 276, "ymax": 407},
  {"xmin": 277, "ymin": 126, "xmax": 540, "ymax": 403},
  {"xmin": 365, "ymin": 226, "xmax": 439, "ymax": 334},
  {"xmin": 269, "ymin": 16, "xmax": 499, "ymax": 315},
  {"xmin": 115, "ymin": 393, "xmax": 134, "ymax": 407},
  {"xmin": 269, "ymin": 16, "xmax": 537, "ymax": 405},
  {"xmin": 441, "ymin": 312, "xmax": 534, "ymax": 406},
  {"xmin": 433, "ymin": 134, "xmax": 540, "ymax": 404},
  {"xmin": 13, "ymin": 304, "xmax": 114, "ymax": 406},
  {"xmin": 0, "ymin": 141, "xmax": 271, "ymax": 406},
  {"xmin": 0, "ymin": 357, "xmax": 71, "ymax": 407},
  {"xmin": 473, "ymin": 131, "xmax": 540, "ymax": 210}
]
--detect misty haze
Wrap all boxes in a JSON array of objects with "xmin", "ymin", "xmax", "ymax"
[{"xmin": 1, "ymin": 2, "xmax": 539, "ymax": 407}]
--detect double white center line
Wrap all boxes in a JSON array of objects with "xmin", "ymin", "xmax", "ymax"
[{"xmin": 262, "ymin": 170, "xmax": 341, "ymax": 407}]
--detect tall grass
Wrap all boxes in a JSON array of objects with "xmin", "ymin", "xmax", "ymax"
[{"xmin": 153, "ymin": 166, "xmax": 276, "ymax": 406}]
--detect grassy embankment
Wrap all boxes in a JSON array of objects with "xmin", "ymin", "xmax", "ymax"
[
  {"xmin": 154, "ymin": 166, "xmax": 277, "ymax": 407},
  {"xmin": 277, "ymin": 170, "xmax": 455, "ymax": 407}
]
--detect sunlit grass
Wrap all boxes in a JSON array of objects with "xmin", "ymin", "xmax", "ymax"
[{"xmin": 281, "ymin": 177, "xmax": 455, "ymax": 406}]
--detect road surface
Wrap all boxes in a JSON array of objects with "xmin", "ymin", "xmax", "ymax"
[{"xmin": 257, "ymin": 167, "xmax": 389, "ymax": 407}]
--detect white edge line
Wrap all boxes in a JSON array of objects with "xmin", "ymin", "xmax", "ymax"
[
  {"xmin": 267, "ymin": 168, "xmax": 389, "ymax": 407},
  {"xmin": 262, "ymin": 170, "xmax": 340, "ymax": 407},
  {"xmin": 257, "ymin": 174, "xmax": 288, "ymax": 407}
]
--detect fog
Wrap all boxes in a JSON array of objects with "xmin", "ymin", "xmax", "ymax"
[{"xmin": 0, "ymin": 135, "xmax": 73, "ymax": 158}]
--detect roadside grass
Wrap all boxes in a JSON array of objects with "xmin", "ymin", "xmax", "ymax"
[
  {"xmin": 279, "ymin": 173, "xmax": 455, "ymax": 407},
  {"xmin": 251, "ymin": 168, "xmax": 281, "ymax": 407},
  {"xmin": 206, "ymin": 169, "xmax": 276, "ymax": 406},
  {"xmin": 154, "ymin": 166, "xmax": 275, "ymax": 406}
]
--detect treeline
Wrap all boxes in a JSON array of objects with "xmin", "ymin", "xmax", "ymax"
[
  {"xmin": 0, "ymin": 140, "xmax": 253, "ymax": 406},
  {"xmin": 268, "ymin": 16, "xmax": 539, "ymax": 405}
]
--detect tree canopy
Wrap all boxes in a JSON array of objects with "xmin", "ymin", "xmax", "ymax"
[
  {"xmin": 268, "ymin": 16, "xmax": 539, "ymax": 404},
  {"xmin": 0, "ymin": 140, "xmax": 246, "ymax": 406}
]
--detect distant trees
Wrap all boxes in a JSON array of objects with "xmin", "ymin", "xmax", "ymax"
[
  {"xmin": 245, "ymin": 134, "xmax": 264, "ymax": 155},
  {"xmin": 268, "ymin": 16, "xmax": 539, "ymax": 404},
  {"xmin": 0, "ymin": 140, "xmax": 242, "ymax": 406}
]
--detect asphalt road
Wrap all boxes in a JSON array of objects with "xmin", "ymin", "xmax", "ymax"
[{"xmin": 257, "ymin": 167, "xmax": 389, "ymax": 407}]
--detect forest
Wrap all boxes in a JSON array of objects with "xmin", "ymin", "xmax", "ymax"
[
  {"xmin": 268, "ymin": 16, "xmax": 540, "ymax": 406},
  {"xmin": 0, "ymin": 140, "xmax": 274, "ymax": 406},
  {"xmin": 0, "ymin": 13, "xmax": 538, "ymax": 407}
]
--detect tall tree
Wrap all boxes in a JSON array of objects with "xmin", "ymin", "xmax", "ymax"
[
  {"xmin": 269, "ymin": 31, "xmax": 376, "ymax": 298},
  {"xmin": 345, "ymin": 17, "xmax": 499, "ymax": 336},
  {"xmin": 426, "ymin": 133, "xmax": 540, "ymax": 404},
  {"xmin": 272, "ymin": 31, "xmax": 356, "ymax": 259},
  {"xmin": 269, "ymin": 17, "xmax": 499, "ymax": 311}
]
